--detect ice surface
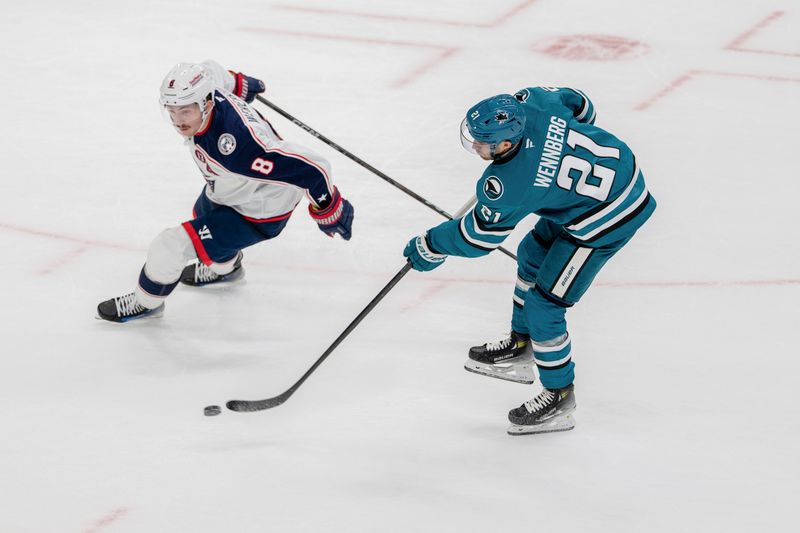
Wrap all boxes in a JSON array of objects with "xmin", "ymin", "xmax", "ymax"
[{"xmin": 1, "ymin": 1, "xmax": 798, "ymax": 531}]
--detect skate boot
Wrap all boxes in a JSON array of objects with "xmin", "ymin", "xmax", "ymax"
[
  {"xmin": 96, "ymin": 292, "xmax": 164, "ymax": 323},
  {"xmin": 463, "ymin": 331, "xmax": 535, "ymax": 384},
  {"xmin": 507, "ymin": 384, "xmax": 576, "ymax": 435},
  {"xmin": 180, "ymin": 252, "xmax": 244, "ymax": 287}
]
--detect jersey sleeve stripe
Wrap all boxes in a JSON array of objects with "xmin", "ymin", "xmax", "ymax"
[
  {"xmin": 470, "ymin": 210, "xmax": 515, "ymax": 236},
  {"xmin": 460, "ymin": 212, "xmax": 511, "ymax": 248},
  {"xmin": 574, "ymin": 91, "xmax": 589, "ymax": 120},
  {"xmin": 458, "ymin": 216, "xmax": 501, "ymax": 252}
]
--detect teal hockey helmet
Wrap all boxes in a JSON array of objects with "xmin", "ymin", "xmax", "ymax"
[{"xmin": 460, "ymin": 94, "xmax": 526, "ymax": 157}]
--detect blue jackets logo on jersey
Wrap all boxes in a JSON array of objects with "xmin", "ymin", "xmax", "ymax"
[
  {"xmin": 218, "ymin": 133, "xmax": 236, "ymax": 155},
  {"xmin": 484, "ymin": 176, "xmax": 504, "ymax": 200}
]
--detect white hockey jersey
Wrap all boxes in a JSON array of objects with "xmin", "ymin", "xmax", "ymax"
[{"xmin": 186, "ymin": 60, "xmax": 336, "ymax": 221}]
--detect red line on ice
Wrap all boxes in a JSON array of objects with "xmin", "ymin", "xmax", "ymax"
[
  {"xmin": 36, "ymin": 245, "xmax": 88, "ymax": 275},
  {"xmin": 272, "ymin": 0, "xmax": 538, "ymax": 28},
  {"xmin": 2, "ymin": 222, "xmax": 797, "ymax": 289},
  {"xmin": 0, "ymin": 222, "xmax": 140, "ymax": 252},
  {"xmin": 83, "ymin": 507, "xmax": 129, "ymax": 533},
  {"xmin": 724, "ymin": 11, "xmax": 798, "ymax": 57},
  {"xmin": 635, "ymin": 69, "xmax": 800, "ymax": 110},
  {"xmin": 239, "ymin": 26, "xmax": 458, "ymax": 88},
  {"xmin": 390, "ymin": 47, "xmax": 459, "ymax": 88},
  {"xmin": 239, "ymin": 26, "xmax": 451, "ymax": 50},
  {"xmin": 634, "ymin": 71, "xmax": 693, "ymax": 111}
]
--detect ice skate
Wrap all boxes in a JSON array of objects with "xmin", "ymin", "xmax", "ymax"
[
  {"xmin": 507, "ymin": 384, "xmax": 576, "ymax": 435},
  {"xmin": 180, "ymin": 252, "xmax": 244, "ymax": 287},
  {"xmin": 96, "ymin": 293, "xmax": 164, "ymax": 323},
  {"xmin": 464, "ymin": 331, "xmax": 536, "ymax": 384}
]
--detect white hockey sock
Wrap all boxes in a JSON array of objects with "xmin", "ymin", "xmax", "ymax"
[
  {"xmin": 208, "ymin": 252, "xmax": 240, "ymax": 275},
  {"xmin": 134, "ymin": 226, "xmax": 197, "ymax": 308}
]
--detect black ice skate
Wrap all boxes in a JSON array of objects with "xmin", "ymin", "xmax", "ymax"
[
  {"xmin": 96, "ymin": 293, "xmax": 164, "ymax": 323},
  {"xmin": 507, "ymin": 384, "xmax": 576, "ymax": 435},
  {"xmin": 463, "ymin": 331, "xmax": 535, "ymax": 384},
  {"xmin": 180, "ymin": 252, "xmax": 244, "ymax": 286}
]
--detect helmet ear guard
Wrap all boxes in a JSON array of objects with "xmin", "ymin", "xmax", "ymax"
[{"xmin": 461, "ymin": 94, "xmax": 526, "ymax": 157}]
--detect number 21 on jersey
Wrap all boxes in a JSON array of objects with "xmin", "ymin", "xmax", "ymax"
[{"xmin": 557, "ymin": 130, "xmax": 619, "ymax": 201}]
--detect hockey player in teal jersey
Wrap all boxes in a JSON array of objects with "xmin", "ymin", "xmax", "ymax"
[{"xmin": 404, "ymin": 87, "xmax": 655, "ymax": 435}]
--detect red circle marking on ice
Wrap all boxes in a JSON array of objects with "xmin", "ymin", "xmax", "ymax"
[{"xmin": 534, "ymin": 35, "xmax": 648, "ymax": 61}]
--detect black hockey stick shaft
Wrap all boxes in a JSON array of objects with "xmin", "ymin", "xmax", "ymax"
[
  {"xmin": 255, "ymin": 95, "xmax": 517, "ymax": 261},
  {"xmin": 226, "ymin": 262, "xmax": 413, "ymax": 412}
]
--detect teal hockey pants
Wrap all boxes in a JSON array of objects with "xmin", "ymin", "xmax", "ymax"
[{"xmin": 511, "ymin": 218, "xmax": 632, "ymax": 389}]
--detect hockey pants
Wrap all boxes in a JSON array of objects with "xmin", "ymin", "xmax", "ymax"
[{"xmin": 510, "ymin": 218, "xmax": 631, "ymax": 389}]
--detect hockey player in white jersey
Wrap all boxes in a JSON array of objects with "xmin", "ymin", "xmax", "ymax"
[{"xmin": 97, "ymin": 61, "xmax": 354, "ymax": 322}]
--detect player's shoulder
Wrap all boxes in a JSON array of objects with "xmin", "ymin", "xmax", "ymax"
[
  {"xmin": 514, "ymin": 87, "xmax": 567, "ymax": 113},
  {"xmin": 210, "ymin": 91, "xmax": 260, "ymax": 137},
  {"xmin": 476, "ymin": 152, "xmax": 536, "ymax": 208},
  {"xmin": 202, "ymin": 91, "xmax": 270, "ymax": 158}
]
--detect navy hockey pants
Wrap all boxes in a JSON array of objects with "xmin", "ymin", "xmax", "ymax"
[{"xmin": 182, "ymin": 187, "xmax": 293, "ymax": 265}]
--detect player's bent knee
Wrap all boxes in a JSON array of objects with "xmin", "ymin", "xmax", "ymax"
[{"xmin": 144, "ymin": 227, "xmax": 197, "ymax": 283}]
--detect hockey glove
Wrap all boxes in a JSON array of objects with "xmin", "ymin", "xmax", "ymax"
[
  {"xmin": 231, "ymin": 71, "xmax": 266, "ymax": 103},
  {"xmin": 404, "ymin": 234, "xmax": 446, "ymax": 271},
  {"xmin": 309, "ymin": 189, "xmax": 354, "ymax": 240}
]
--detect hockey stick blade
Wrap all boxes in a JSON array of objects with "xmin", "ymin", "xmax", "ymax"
[{"xmin": 226, "ymin": 395, "xmax": 287, "ymax": 412}]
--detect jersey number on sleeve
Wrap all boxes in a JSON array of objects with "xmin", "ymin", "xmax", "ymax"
[
  {"xmin": 556, "ymin": 130, "xmax": 619, "ymax": 202},
  {"xmin": 251, "ymin": 158, "xmax": 274, "ymax": 176},
  {"xmin": 480, "ymin": 205, "xmax": 502, "ymax": 224}
]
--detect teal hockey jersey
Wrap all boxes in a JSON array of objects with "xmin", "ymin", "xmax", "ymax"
[{"xmin": 427, "ymin": 87, "xmax": 656, "ymax": 256}]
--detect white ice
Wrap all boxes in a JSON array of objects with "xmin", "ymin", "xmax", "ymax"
[{"xmin": 1, "ymin": 1, "xmax": 798, "ymax": 532}]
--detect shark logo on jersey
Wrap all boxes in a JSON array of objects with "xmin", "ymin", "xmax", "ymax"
[
  {"xmin": 218, "ymin": 133, "xmax": 237, "ymax": 155},
  {"xmin": 514, "ymin": 89, "xmax": 530, "ymax": 103},
  {"xmin": 484, "ymin": 176, "xmax": 504, "ymax": 200}
]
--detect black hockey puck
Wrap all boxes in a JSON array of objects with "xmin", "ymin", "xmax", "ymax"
[{"xmin": 204, "ymin": 405, "xmax": 221, "ymax": 416}]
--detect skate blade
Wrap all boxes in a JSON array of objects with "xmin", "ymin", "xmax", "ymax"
[
  {"xmin": 94, "ymin": 307, "xmax": 164, "ymax": 323},
  {"xmin": 463, "ymin": 359, "xmax": 536, "ymax": 385},
  {"xmin": 189, "ymin": 278, "xmax": 247, "ymax": 289},
  {"xmin": 183, "ymin": 269, "xmax": 247, "ymax": 288},
  {"xmin": 507, "ymin": 414, "xmax": 575, "ymax": 435}
]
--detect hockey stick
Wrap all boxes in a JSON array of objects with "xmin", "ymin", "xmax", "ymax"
[
  {"xmin": 255, "ymin": 95, "xmax": 517, "ymax": 261},
  {"xmin": 225, "ymin": 198, "xmax": 477, "ymax": 413},
  {"xmin": 226, "ymin": 262, "xmax": 412, "ymax": 412}
]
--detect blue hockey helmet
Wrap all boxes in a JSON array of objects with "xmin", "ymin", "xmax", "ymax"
[{"xmin": 460, "ymin": 94, "xmax": 526, "ymax": 158}]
